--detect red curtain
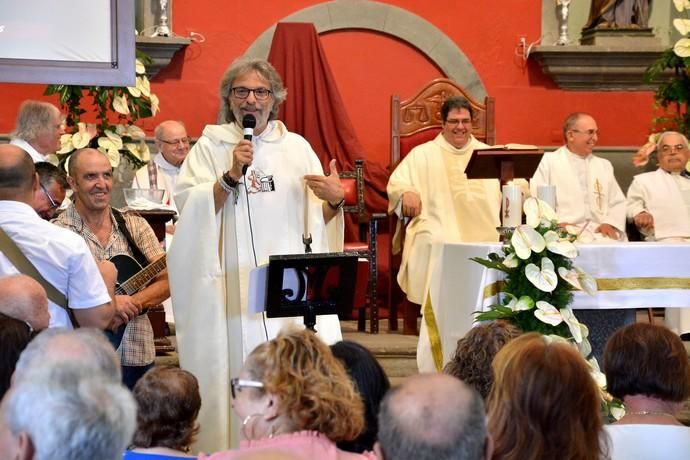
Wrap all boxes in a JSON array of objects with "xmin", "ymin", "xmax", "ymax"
[{"xmin": 267, "ymin": 22, "xmax": 390, "ymax": 240}]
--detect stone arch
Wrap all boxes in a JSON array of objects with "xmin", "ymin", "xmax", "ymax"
[{"xmin": 243, "ymin": 0, "xmax": 487, "ymax": 100}]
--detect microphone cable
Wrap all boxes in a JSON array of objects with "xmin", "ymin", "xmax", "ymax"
[{"xmin": 241, "ymin": 171, "xmax": 269, "ymax": 342}]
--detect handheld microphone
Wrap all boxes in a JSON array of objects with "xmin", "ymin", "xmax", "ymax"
[{"xmin": 241, "ymin": 114, "xmax": 256, "ymax": 175}]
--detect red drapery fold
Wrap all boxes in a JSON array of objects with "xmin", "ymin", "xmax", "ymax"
[{"xmin": 267, "ymin": 22, "xmax": 390, "ymax": 241}]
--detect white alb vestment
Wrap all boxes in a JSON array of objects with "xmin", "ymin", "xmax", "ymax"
[
  {"xmin": 132, "ymin": 153, "xmax": 181, "ymax": 211},
  {"xmin": 530, "ymin": 146, "xmax": 626, "ymax": 240},
  {"xmin": 387, "ymin": 134, "xmax": 500, "ymax": 304},
  {"xmin": 168, "ymin": 121, "xmax": 344, "ymax": 452},
  {"xmin": 626, "ymin": 168, "xmax": 690, "ymax": 334}
]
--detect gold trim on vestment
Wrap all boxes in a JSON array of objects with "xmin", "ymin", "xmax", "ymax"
[{"xmin": 423, "ymin": 292, "xmax": 444, "ymax": 371}]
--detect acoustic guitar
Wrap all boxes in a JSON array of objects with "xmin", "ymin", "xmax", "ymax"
[{"xmin": 104, "ymin": 253, "xmax": 167, "ymax": 349}]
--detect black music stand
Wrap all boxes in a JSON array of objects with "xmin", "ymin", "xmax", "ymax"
[
  {"xmin": 265, "ymin": 252, "xmax": 359, "ymax": 332},
  {"xmin": 465, "ymin": 148, "xmax": 543, "ymax": 185}
]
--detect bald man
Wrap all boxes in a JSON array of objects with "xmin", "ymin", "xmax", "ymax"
[
  {"xmin": 0, "ymin": 145, "xmax": 114, "ymax": 330},
  {"xmin": 0, "ymin": 275, "xmax": 50, "ymax": 331},
  {"xmin": 376, "ymin": 374, "xmax": 492, "ymax": 460}
]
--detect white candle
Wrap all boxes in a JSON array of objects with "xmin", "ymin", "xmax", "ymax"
[
  {"xmin": 502, "ymin": 183, "xmax": 522, "ymax": 228},
  {"xmin": 537, "ymin": 185, "xmax": 557, "ymax": 211}
]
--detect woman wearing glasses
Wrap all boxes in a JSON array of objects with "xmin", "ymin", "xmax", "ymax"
[{"xmin": 202, "ymin": 328, "xmax": 375, "ymax": 460}]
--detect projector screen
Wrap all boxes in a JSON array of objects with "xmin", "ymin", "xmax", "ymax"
[{"xmin": 0, "ymin": 0, "xmax": 135, "ymax": 86}]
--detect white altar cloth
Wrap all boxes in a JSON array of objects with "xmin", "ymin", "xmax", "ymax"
[{"xmin": 417, "ymin": 241, "xmax": 690, "ymax": 372}]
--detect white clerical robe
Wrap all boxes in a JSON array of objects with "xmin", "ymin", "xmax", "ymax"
[
  {"xmin": 387, "ymin": 134, "xmax": 500, "ymax": 304},
  {"xmin": 530, "ymin": 146, "xmax": 626, "ymax": 240},
  {"xmin": 132, "ymin": 153, "xmax": 181, "ymax": 210},
  {"xmin": 168, "ymin": 121, "xmax": 344, "ymax": 453},
  {"xmin": 626, "ymin": 167, "xmax": 690, "ymax": 334}
]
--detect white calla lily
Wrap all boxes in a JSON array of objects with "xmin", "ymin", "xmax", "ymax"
[
  {"xmin": 113, "ymin": 94, "xmax": 130, "ymax": 115},
  {"xmin": 523, "ymin": 197, "xmax": 557, "ymax": 228},
  {"xmin": 534, "ymin": 301, "xmax": 563, "ymax": 326},
  {"xmin": 674, "ymin": 38, "xmax": 690, "ymax": 58},
  {"xmin": 525, "ymin": 257, "xmax": 558, "ymax": 292},
  {"xmin": 674, "ymin": 0, "xmax": 690, "ymax": 12},
  {"xmin": 544, "ymin": 230, "xmax": 578, "ymax": 258},
  {"xmin": 503, "ymin": 252, "xmax": 518, "ymax": 268},
  {"xmin": 560, "ymin": 307, "xmax": 583, "ymax": 343},
  {"xmin": 511, "ymin": 225, "xmax": 546, "ymax": 259}
]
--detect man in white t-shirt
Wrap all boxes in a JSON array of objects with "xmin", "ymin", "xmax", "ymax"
[{"xmin": 0, "ymin": 144, "xmax": 114, "ymax": 329}]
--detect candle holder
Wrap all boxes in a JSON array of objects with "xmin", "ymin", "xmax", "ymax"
[
  {"xmin": 152, "ymin": 0, "xmax": 171, "ymax": 37},
  {"xmin": 555, "ymin": 0, "xmax": 571, "ymax": 46}
]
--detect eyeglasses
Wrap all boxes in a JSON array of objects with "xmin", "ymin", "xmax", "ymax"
[
  {"xmin": 159, "ymin": 137, "xmax": 191, "ymax": 146},
  {"xmin": 40, "ymin": 182, "xmax": 59, "ymax": 210},
  {"xmin": 444, "ymin": 118, "xmax": 473, "ymax": 127},
  {"xmin": 231, "ymin": 87, "xmax": 273, "ymax": 100},
  {"xmin": 570, "ymin": 129, "xmax": 599, "ymax": 137},
  {"xmin": 660, "ymin": 144, "xmax": 687, "ymax": 154},
  {"xmin": 230, "ymin": 378, "xmax": 264, "ymax": 399}
]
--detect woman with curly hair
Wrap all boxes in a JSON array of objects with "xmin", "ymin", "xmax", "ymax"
[
  {"xmin": 487, "ymin": 333, "xmax": 608, "ymax": 460},
  {"xmin": 124, "ymin": 366, "xmax": 201, "ymax": 459},
  {"xmin": 443, "ymin": 321, "xmax": 520, "ymax": 399},
  {"xmin": 203, "ymin": 328, "xmax": 375, "ymax": 460}
]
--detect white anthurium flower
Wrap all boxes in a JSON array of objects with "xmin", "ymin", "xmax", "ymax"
[
  {"xmin": 578, "ymin": 337, "xmax": 592, "ymax": 358},
  {"xmin": 505, "ymin": 293, "xmax": 534, "ymax": 311},
  {"xmin": 674, "ymin": 0, "xmax": 690, "ymax": 12},
  {"xmin": 71, "ymin": 122, "xmax": 97, "ymax": 149},
  {"xmin": 124, "ymin": 142, "xmax": 151, "ymax": 162},
  {"xmin": 57, "ymin": 133, "xmax": 75, "ymax": 154},
  {"xmin": 113, "ymin": 94, "xmax": 130, "ymax": 115},
  {"xmin": 610, "ymin": 406, "xmax": 626, "ymax": 420},
  {"xmin": 588, "ymin": 357, "xmax": 607, "ymax": 388},
  {"xmin": 126, "ymin": 84, "xmax": 141, "ymax": 98},
  {"xmin": 103, "ymin": 130, "xmax": 124, "ymax": 150},
  {"xmin": 544, "ymin": 230, "xmax": 578, "ymax": 258},
  {"xmin": 135, "ymin": 59, "xmax": 146, "ymax": 75},
  {"xmin": 511, "ymin": 225, "xmax": 546, "ymax": 259},
  {"xmin": 523, "ymin": 197, "xmax": 557, "ymax": 228},
  {"xmin": 534, "ymin": 300, "xmax": 563, "ymax": 326},
  {"xmin": 674, "ymin": 18, "xmax": 690, "ymax": 35},
  {"xmin": 674, "ymin": 38, "xmax": 690, "ymax": 58},
  {"xmin": 543, "ymin": 334, "xmax": 569, "ymax": 344},
  {"xmin": 116, "ymin": 124, "xmax": 146, "ymax": 141},
  {"xmin": 44, "ymin": 154, "xmax": 59, "ymax": 166},
  {"xmin": 503, "ymin": 252, "xmax": 518, "ymax": 268},
  {"xmin": 560, "ymin": 307, "xmax": 583, "ymax": 343},
  {"xmin": 525, "ymin": 257, "xmax": 558, "ymax": 292},
  {"xmin": 149, "ymin": 93, "xmax": 160, "ymax": 115},
  {"xmin": 97, "ymin": 145, "xmax": 121, "ymax": 168},
  {"xmin": 137, "ymin": 76, "xmax": 151, "ymax": 98},
  {"xmin": 557, "ymin": 266, "xmax": 597, "ymax": 296}
]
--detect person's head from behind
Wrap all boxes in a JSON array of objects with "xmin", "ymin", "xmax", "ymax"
[
  {"xmin": 232, "ymin": 328, "xmax": 364, "ymax": 443},
  {"xmin": 0, "ymin": 275, "xmax": 50, "ymax": 332},
  {"xmin": 376, "ymin": 373, "xmax": 490, "ymax": 460},
  {"xmin": 440, "ymin": 96, "xmax": 474, "ymax": 150},
  {"xmin": 0, "ymin": 364, "xmax": 136, "ymax": 460},
  {"xmin": 563, "ymin": 112, "xmax": 598, "ymax": 157},
  {"xmin": 655, "ymin": 131, "xmax": 690, "ymax": 174},
  {"xmin": 330, "ymin": 340, "xmax": 391, "ymax": 453},
  {"xmin": 13, "ymin": 327, "xmax": 121, "ymax": 385},
  {"xmin": 219, "ymin": 57, "xmax": 287, "ymax": 135},
  {"xmin": 33, "ymin": 162, "xmax": 68, "ymax": 220},
  {"xmin": 0, "ymin": 145, "xmax": 38, "ymax": 204},
  {"xmin": 66, "ymin": 148, "xmax": 113, "ymax": 213},
  {"xmin": 0, "ymin": 313, "xmax": 33, "ymax": 401},
  {"xmin": 604, "ymin": 323, "xmax": 690, "ymax": 410},
  {"xmin": 131, "ymin": 366, "xmax": 201, "ymax": 453},
  {"xmin": 444, "ymin": 321, "xmax": 521, "ymax": 400},
  {"xmin": 11, "ymin": 100, "xmax": 64, "ymax": 154},
  {"xmin": 154, "ymin": 120, "xmax": 191, "ymax": 168},
  {"xmin": 487, "ymin": 333, "xmax": 604, "ymax": 460}
]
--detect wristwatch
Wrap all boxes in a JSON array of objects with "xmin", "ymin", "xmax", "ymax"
[
  {"xmin": 328, "ymin": 198, "xmax": 346, "ymax": 210},
  {"xmin": 222, "ymin": 171, "xmax": 240, "ymax": 187}
]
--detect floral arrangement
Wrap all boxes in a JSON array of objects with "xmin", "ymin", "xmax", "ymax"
[
  {"xmin": 44, "ymin": 57, "xmax": 159, "ymax": 170},
  {"xmin": 472, "ymin": 197, "xmax": 624, "ymax": 420}
]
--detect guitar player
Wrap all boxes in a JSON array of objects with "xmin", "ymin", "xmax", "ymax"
[{"xmin": 54, "ymin": 148, "xmax": 170, "ymax": 389}]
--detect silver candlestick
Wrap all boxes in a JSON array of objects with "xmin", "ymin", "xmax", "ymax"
[
  {"xmin": 555, "ymin": 0, "xmax": 571, "ymax": 46},
  {"xmin": 152, "ymin": 0, "xmax": 171, "ymax": 37}
]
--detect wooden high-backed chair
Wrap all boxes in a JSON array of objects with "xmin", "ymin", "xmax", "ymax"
[{"xmin": 389, "ymin": 78, "xmax": 496, "ymax": 334}]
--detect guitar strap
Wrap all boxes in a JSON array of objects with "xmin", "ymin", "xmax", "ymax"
[
  {"xmin": 0, "ymin": 225, "xmax": 79, "ymax": 327},
  {"xmin": 112, "ymin": 209, "xmax": 149, "ymax": 267}
]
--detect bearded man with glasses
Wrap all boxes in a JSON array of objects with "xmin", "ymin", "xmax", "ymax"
[
  {"xmin": 530, "ymin": 112, "xmax": 626, "ymax": 241},
  {"xmin": 168, "ymin": 58, "xmax": 345, "ymax": 453}
]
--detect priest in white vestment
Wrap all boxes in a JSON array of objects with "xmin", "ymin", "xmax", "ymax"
[
  {"xmin": 168, "ymin": 58, "xmax": 345, "ymax": 453},
  {"xmin": 387, "ymin": 96, "xmax": 501, "ymax": 331},
  {"xmin": 626, "ymin": 131, "xmax": 690, "ymax": 336},
  {"xmin": 530, "ymin": 112, "xmax": 626, "ymax": 241}
]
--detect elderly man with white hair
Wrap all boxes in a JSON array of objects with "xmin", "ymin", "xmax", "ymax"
[
  {"xmin": 9, "ymin": 100, "xmax": 64, "ymax": 163},
  {"xmin": 627, "ymin": 130, "xmax": 690, "ymax": 339}
]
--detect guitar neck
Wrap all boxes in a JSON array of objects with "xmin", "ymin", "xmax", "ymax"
[{"xmin": 116, "ymin": 255, "xmax": 167, "ymax": 296}]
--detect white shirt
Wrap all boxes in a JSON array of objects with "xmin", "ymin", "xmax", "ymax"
[
  {"xmin": 605, "ymin": 424, "xmax": 690, "ymax": 460},
  {"xmin": 0, "ymin": 201, "xmax": 111, "ymax": 328},
  {"xmin": 9, "ymin": 138, "xmax": 47, "ymax": 163},
  {"xmin": 132, "ymin": 153, "xmax": 182, "ymax": 211}
]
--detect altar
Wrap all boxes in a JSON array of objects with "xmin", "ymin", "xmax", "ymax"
[{"xmin": 417, "ymin": 241, "xmax": 690, "ymax": 372}]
